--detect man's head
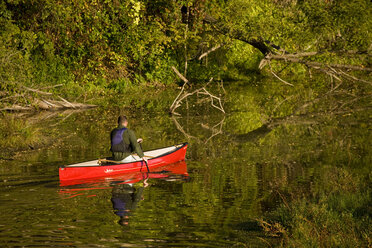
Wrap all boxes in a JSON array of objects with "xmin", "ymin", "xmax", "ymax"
[{"xmin": 118, "ymin": 115, "xmax": 128, "ymax": 127}]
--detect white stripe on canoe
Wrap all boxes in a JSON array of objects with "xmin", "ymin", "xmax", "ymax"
[{"xmin": 65, "ymin": 145, "xmax": 179, "ymax": 167}]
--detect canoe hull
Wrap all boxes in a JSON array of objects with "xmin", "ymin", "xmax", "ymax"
[
  {"xmin": 59, "ymin": 143, "xmax": 188, "ymax": 181},
  {"xmin": 60, "ymin": 161, "xmax": 189, "ymax": 187}
]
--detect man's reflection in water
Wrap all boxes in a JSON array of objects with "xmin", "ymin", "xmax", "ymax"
[
  {"xmin": 111, "ymin": 170, "xmax": 190, "ymax": 226},
  {"xmin": 111, "ymin": 178, "xmax": 148, "ymax": 226}
]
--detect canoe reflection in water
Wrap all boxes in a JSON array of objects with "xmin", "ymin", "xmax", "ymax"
[{"xmin": 60, "ymin": 161, "xmax": 189, "ymax": 225}]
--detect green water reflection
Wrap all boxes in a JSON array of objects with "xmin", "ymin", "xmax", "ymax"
[{"xmin": 0, "ymin": 80, "xmax": 370, "ymax": 247}]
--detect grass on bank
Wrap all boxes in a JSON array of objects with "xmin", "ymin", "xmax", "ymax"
[
  {"xmin": 0, "ymin": 114, "xmax": 47, "ymax": 157},
  {"xmin": 260, "ymin": 165, "xmax": 371, "ymax": 247}
]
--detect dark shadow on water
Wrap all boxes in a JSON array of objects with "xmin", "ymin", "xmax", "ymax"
[
  {"xmin": 233, "ymin": 124, "xmax": 272, "ymax": 143},
  {"xmin": 235, "ymin": 220, "xmax": 262, "ymax": 232}
]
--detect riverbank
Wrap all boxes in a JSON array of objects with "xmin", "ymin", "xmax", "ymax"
[
  {"xmin": 255, "ymin": 110, "xmax": 371, "ymax": 247},
  {"xmin": 0, "ymin": 113, "xmax": 47, "ymax": 159}
]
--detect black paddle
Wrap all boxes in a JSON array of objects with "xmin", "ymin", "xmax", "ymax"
[
  {"xmin": 139, "ymin": 142, "xmax": 150, "ymax": 173},
  {"xmin": 143, "ymin": 159, "xmax": 150, "ymax": 172}
]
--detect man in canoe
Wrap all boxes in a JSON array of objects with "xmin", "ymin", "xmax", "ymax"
[{"xmin": 110, "ymin": 115, "xmax": 147, "ymax": 163}]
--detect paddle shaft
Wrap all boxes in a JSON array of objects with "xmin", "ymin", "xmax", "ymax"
[
  {"xmin": 139, "ymin": 142, "xmax": 150, "ymax": 172},
  {"xmin": 144, "ymin": 159, "xmax": 150, "ymax": 172}
]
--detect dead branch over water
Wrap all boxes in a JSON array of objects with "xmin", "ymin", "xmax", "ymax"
[
  {"xmin": 0, "ymin": 85, "xmax": 96, "ymax": 112},
  {"xmin": 260, "ymin": 52, "xmax": 372, "ymax": 87},
  {"xmin": 170, "ymin": 66, "xmax": 225, "ymax": 115},
  {"xmin": 198, "ymin": 43, "xmax": 224, "ymax": 60},
  {"xmin": 208, "ymin": 18, "xmax": 372, "ymax": 86}
]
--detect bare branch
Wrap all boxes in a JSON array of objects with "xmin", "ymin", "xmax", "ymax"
[
  {"xmin": 268, "ymin": 62, "xmax": 294, "ymax": 86},
  {"xmin": 58, "ymin": 96, "xmax": 76, "ymax": 109},
  {"xmin": 338, "ymin": 70, "xmax": 372, "ymax": 85},
  {"xmin": 267, "ymin": 54, "xmax": 372, "ymax": 72},
  {"xmin": 170, "ymin": 67, "xmax": 225, "ymax": 114},
  {"xmin": 171, "ymin": 66, "xmax": 189, "ymax": 85},
  {"xmin": 22, "ymin": 86, "xmax": 53, "ymax": 95},
  {"xmin": 40, "ymin": 84, "xmax": 63, "ymax": 89},
  {"xmin": 198, "ymin": 43, "xmax": 224, "ymax": 60}
]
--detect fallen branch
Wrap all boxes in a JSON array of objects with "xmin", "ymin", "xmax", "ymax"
[
  {"xmin": 0, "ymin": 94, "xmax": 24, "ymax": 102},
  {"xmin": 58, "ymin": 96, "xmax": 76, "ymax": 109},
  {"xmin": 267, "ymin": 54, "xmax": 372, "ymax": 72},
  {"xmin": 22, "ymin": 86, "xmax": 53, "ymax": 95},
  {"xmin": 40, "ymin": 84, "xmax": 63, "ymax": 89},
  {"xmin": 171, "ymin": 66, "xmax": 189, "ymax": 85},
  {"xmin": 170, "ymin": 66, "xmax": 225, "ymax": 115},
  {"xmin": 1, "ymin": 83, "xmax": 97, "ymax": 112},
  {"xmin": 262, "ymin": 52, "xmax": 372, "ymax": 87},
  {"xmin": 170, "ymin": 83, "xmax": 225, "ymax": 114},
  {"xmin": 196, "ymin": 87, "xmax": 225, "ymax": 113},
  {"xmin": 268, "ymin": 62, "xmax": 294, "ymax": 87},
  {"xmin": 198, "ymin": 43, "xmax": 224, "ymax": 60},
  {"xmin": 1, "ymin": 99, "xmax": 96, "ymax": 112},
  {"xmin": 0, "ymin": 105, "xmax": 32, "ymax": 112},
  {"xmin": 338, "ymin": 70, "xmax": 372, "ymax": 86}
]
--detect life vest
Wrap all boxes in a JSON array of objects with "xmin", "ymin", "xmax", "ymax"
[{"xmin": 111, "ymin": 127, "xmax": 131, "ymax": 153}]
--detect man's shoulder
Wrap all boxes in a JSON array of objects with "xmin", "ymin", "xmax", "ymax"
[
  {"xmin": 112, "ymin": 126, "xmax": 128, "ymax": 131},
  {"xmin": 124, "ymin": 129, "xmax": 137, "ymax": 138},
  {"xmin": 125, "ymin": 129, "xmax": 135, "ymax": 134}
]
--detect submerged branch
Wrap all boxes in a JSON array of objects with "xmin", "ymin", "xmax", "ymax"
[{"xmin": 170, "ymin": 66, "xmax": 225, "ymax": 115}]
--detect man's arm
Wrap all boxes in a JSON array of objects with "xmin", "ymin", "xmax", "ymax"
[
  {"xmin": 128, "ymin": 130, "xmax": 144, "ymax": 158},
  {"xmin": 110, "ymin": 130, "xmax": 114, "ymax": 151}
]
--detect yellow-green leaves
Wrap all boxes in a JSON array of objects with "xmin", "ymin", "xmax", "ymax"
[{"xmin": 129, "ymin": 0, "xmax": 141, "ymax": 25}]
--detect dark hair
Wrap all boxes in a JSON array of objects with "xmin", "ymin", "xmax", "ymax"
[{"xmin": 118, "ymin": 115, "xmax": 128, "ymax": 125}]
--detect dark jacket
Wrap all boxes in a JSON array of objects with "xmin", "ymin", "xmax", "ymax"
[{"xmin": 110, "ymin": 125, "xmax": 144, "ymax": 161}]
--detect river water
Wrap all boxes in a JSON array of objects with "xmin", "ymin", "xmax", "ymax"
[{"xmin": 0, "ymin": 80, "xmax": 370, "ymax": 247}]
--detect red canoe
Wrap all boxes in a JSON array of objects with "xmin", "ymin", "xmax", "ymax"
[
  {"xmin": 60, "ymin": 160, "xmax": 189, "ymax": 187},
  {"xmin": 59, "ymin": 143, "xmax": 188, "ymax": 181}
]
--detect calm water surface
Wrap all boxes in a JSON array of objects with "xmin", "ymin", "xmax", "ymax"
[{"xmin": 0, "ymin": 82, "xmax": 370, "ymax": 247}]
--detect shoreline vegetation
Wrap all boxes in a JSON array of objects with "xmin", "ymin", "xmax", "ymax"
[
  {"xmin": 1, "ymin": 0, "xmax": 371, "ymax": 112},
  {"xmin": 1, "ymin": 0, "xmax": 371, "ymax": 247}
]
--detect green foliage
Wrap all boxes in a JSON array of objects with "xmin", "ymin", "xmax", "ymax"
[
  {"xmin": 0, "ymin": 0, "xmax": 185, "ymax": 98},
  {"xmin": 0, "ymin": 114, "xmax": 45, "ymax": 153},
  {"xmin": 0, "ymin": 2, "xmax": 32, "ymax": 93},
  {"xmin": 267, "ymin": 166, "xmax": 371, "ymax": 247},
  {"xmin": 1, "ymin": 0, "xmax": 371, "ymax": 100}
]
